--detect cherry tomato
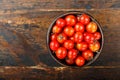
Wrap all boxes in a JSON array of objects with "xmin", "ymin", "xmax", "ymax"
[
  {"xmin": 65, "ymin": 58, "xmax": 74, "ymax": 65},
  {"xmin": 68, "ymin": 49, "xmax": 78, "ymax": 60},
  {"xmin": 64, "ymin": 26, "xmax": 75, "ymax": 36},
  {"xmin": 74, "ymin": 23, "xmax": 84, "ymax": 33},
  {"xmin": 86, "ymin": 22, "xmax": 97, "ymax": 33},
  {"xmin": 76, "ymin": 42, "xmax": 88, "ymax": 51},
  {"xmin": 52, "ymin": 25, "xmax": 61, "ymax": 34},
  {"xmin": 77, "ymin": 14, "xmax": 90, "ymax": 25},
  {"xmin": 93, "ymin": 32, "xmax": 101, "ymax": 40},
  {"xmin": 56, "ymin": 47, "xmax": 67, "ymax": 59},
  {"xmin": 75, "ymin": 56, "xmax": 85, "ymax": 66},
  {"xmin": 84, "ymin": 33, "xmax": 95, "ymax": 44},
  {"xmin": 74, "ymin": 32, "xmax": 83, "ymax": 43},
  {"xmin": 82, "ymin": 50, "xmax": 93, "ymax": 61},
  {"xmin": 50, "ymin": 13, "xmax": 102, "ymax": 66},
  {"xmin": 51, "ymin": 34, "xmax": 57, "ymax": 41},
  {"xmin": 57, "ymin": 33, "xmax": 67, "ymax": 43},
  {"xmin": 64, "ymin": 40, "xmax": 74, "ymax": 50},
  {"xmin": 89, "ymin": 41, "xmax": 100, "ymax": 52},
  {"xmin": 65, "ymin": 15, "xmax": 77, "ymax": 26},
  {"xmin": 50, "ymin": 41, "xmax": 60, "ymax": 51},
  {"xmin": 56, "ymin": 18, "xmax": 66, "ymax": 28}
]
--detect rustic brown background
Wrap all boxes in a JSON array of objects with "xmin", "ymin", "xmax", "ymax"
[{"xmin": 0, "ymin": 0, "xmax": 120, "ymax": 80}]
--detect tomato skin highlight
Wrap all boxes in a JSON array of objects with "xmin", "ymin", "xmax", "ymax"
[
  {"xmin": 77, "ymin": 14, "xmax": 90, "ymax": 25},
  {"xmin": 50, "ymin": 41, "xmax": 60, "ymax": 51},
  {"xmin": 64, "ymin": 40, "xmax": 74, "ymax": 50},
  {"xmin": 74, "ymin": 32, "xmax": 83, "ymax": 43},
  {"xmin": 75, "ymin": 56, "xmax": 85, "ymax": 66},
  {"xmin": 76, "ymin": 42, "xmax": 88, "ymax": 51},
  {"xmin": 93, "ymin": 32, "xmax": 101, "ymax": 40},
  {"xmin": 64, "ymin": 26, "xmax": 75, "ymax": 37},
  {"xmin": 56, "ymin": 18, "xmax": 66, "ymax": 28},
  {"xmin": 52, "ymin": 25, "xmax": 62, "ymax": 34},
  {"xmin": 51, "ymin": 34, "xmax": 58, "ymax": 41},
  {"xmin": 89, "ymin": 41, "xmax": 100, "ymax": 52},
  {"xmin": 82, "ymin": 50, "xmax": 94, "ymax": 61},
  {"xmin": 70, "ymin": 36, "xmax": 74, "ymax": 41},
  {"xmin": 68, "ymin": 49, "xmax": 78, "ymax": 60},
  {"xmin": 84, "ymin": 33, "xmax": 95, "ymax": 44},
  {"xmin": 86, "ymin": 22, "xmax": 98, "ymax": 33},
  {"xmin": 65, "ymin": 15, "xmax": 77, "ymax": 26},
  {"xmin": 74, "ymin": 23, "xmax": 85, "ymax": 33},
  {"xmin": 56, "ymin": 47, "xmax": 67, "ymax": 59}
]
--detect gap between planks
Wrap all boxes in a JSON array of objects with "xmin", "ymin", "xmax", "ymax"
[
  {"xmin": 0, "ymin": 8, "xmax": 120, "ymax": 15},
  {"xmin": 1, "ymin": 65, "xmax": 120, "ymax": 69},
  {"xmin": 0, "ymin": 66, "xmax": 119, "ymax": 73}
]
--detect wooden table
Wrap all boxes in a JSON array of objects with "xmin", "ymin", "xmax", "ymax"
[{"xmin": 0, "ymin": 0, "xmax": 120, "ymax": 80}]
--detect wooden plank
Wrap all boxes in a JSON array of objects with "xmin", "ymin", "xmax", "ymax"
[
  {"xmin": 0, "ymin": 0, "xmax": 119, "ymax": 15},
  {"xmin": 0, "ymin": 66, "xmax": 119, "ymax": 80},
  {"xmin": 0, "ymin": 10, "xmax": 120, "ymax": 66},
  {"xmin": 0, "ymin": 0, "xmax": 119, "ymax": 79}
]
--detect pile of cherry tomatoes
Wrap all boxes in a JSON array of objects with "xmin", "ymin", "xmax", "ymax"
[{"xmin": 49, "ymin": 13, "xmax": 101, "ymax": 67}]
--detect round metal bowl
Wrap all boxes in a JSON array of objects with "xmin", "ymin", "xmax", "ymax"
[{"xmin": 47, "ymin": 12, "xmax": 104, "ymax": 67}]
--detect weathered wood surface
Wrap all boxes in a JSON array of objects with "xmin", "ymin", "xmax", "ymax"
[
  {"xmin": 0, "ymin": 10, "xmax": 120, "ymax": 66},
  {"xmin": 0, "ymin": 0, "xmax": 120, "ymax": 79},
  {"xmin": 0, "ymin": 66, "xmax": 119, "ymax": 80}
]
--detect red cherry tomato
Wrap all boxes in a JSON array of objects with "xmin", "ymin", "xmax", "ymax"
[
  {"xmin": 74, "ymin": 32, "xmax": 83, "ymax": 43},
  {"xmin": 77, "ymin": 14, "xmax": 90, "ymax": 25},
  {"xmin": 56, "ymin": 18, "xmax": 66, "ymax": 28},
  {"xmin": 64, "ymin": 40, "xmax": 74, "ymax": 50},
  {"xmin": 51, "ymin": 34, "xmax": 57, "ymax": 41},
  {"xmin": 89, "ymin": 41, "xmax": 100, "ymax": 52},
  {"xmin": 50, "ymin": 41, "xmax": 60, "ymax": 51},
  {"xmin": 64, "ymin": 26, "xmax": 75, "ymax": 36},
  {"xmin": 57, "ymin": 33, "xmax": 67, "ymax": 43},
  {"xmin": 68, "ymin": 49, "xmax": 78, "ymax": 60},
  {"xmin": 75, "ymin": 56, "xmax": 85, "ymax": 66},
  {"xmin": 82, "ymin": 50, "xmax": 94, "ymax": 61},
  {"xmin": 65, "ymin": 58, "xmax": 74, "ymax": 65},
  {"xmin": 84, "ymin": 33, "xmax": 95, "ymax": 44},
  {"xmin": 74, "ymin": 23, "xmax": 85, "ymax": 33},
  {"xmin": 50, "ymin": 13, "xmax": 102, "ymax": 66},
  {"xmin": 56, "ymin": 47, "xmax": 67, "ymax": 59},
  {"xmin": 76, "ymin": 42, "xmax": 88, "ymax": 51},
  {"xmin": 93, "ymin": 32, "xmax": 101, "ymax": 40},
  {"xmin": 86, "ymin": 22, "xmax": 97, "ymax": 33},
  {"xmin": 65, "ymin": 15, "xmax": 77, "ymax": 26},
  {"xmin": 52, "ymin": 25, "xmax": 61, "ymax": 34}
]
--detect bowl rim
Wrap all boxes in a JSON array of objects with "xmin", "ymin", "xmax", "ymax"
[{"xmin": 46, "ymin": 11, "xmax": 104, "ymax": 67}]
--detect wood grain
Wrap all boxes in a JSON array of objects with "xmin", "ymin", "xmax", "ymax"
[
  {"xmin": 0, "ymin": 0, "xmax": 120, "ymax": 15},
  {"xmin": 0, "ymin": 0, "xmax": 120, "ymax": 79},
  {"xmin": 0, "ymin": 10, "xmax": 120, "ymax": 66},
  {"xmin": 0, "ymin": 66, "xmax": 119, "ymax": 80}
]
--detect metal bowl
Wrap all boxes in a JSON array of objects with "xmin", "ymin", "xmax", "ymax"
[{"xmin": 47, "ymin": 12, "xmax": 104, "ymax": 67}]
